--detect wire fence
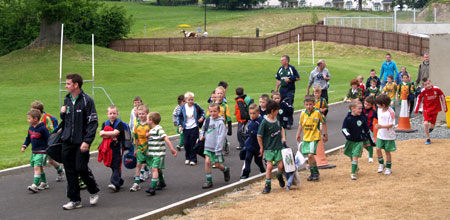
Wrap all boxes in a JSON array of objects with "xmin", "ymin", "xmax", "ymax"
[{"xmin": 324, "ymin": 16, "xmax": 395, "ymax": 32}]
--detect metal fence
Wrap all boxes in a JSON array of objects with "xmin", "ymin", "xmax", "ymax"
[{"xmin": 324, "ymin": 16, "xmax": 395, "ymax": 32}]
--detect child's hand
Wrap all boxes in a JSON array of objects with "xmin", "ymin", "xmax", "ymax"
[
  {"xmin": 259, "ymin": 148, "xmax": 263, "ymax": 157},
  {"xmin": 133, "ymin": 151, "xmax": 137, "ymax": 157},
  {"xmin": 296, "ymin": 135, "xmax": 301, "ymax": 142},
  {"xmin": 146, "ymin": 132, "xmax": 150, "ymax": 137},
  {"xmin": 21, "ymin": 145, "xmax": 26, "ymax": 152},
  {"xmin": 200, "ymin": 136, "xmax": 205, "ymax": 141},
  {"xmin": 61, "ymin": 105, "xmax": 67, "ymax": 113},
  {"xmin": 323, "ymin": 134, "xmax": 328, "ymax": 142},
  {"xmin": 375, "ymin": 124, "xmax": 381, "ymax": 129},
  {"xmin": 282, "ymin": 137, "xmax": 286, "ymax": 144},
  {"xmin": 178, "ymin": 127, "xmax": 182, "ymax": 133},
  {"xmin": 171, "ymin": 149, "xmax": 178, "ymax": 157},
  {"xmin": 198, "ymin": 118, "xmax": 204, "ymax": 123}
]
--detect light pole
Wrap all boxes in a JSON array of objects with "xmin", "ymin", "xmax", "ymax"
[{"xmin": 204, "ymin": 2, "xmax": 207, "ymax": 32}]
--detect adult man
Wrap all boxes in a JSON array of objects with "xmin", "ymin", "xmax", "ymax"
[
  {"xmin": 60, "ymin": 73, "xmax": 100, "ymax": 210},
  {"xmin": 307, "ymin": 59, "xmax": 331, "ymax": 103},
  {"xmin": 416, "ymin": 53, "xmax": 429, "ymax": 88},
  {"xmin": 379, "ymin": 53, "xmax": 398, "ymax": 89},
  {"xmin": 275, "ymin": 55, "xmax": 300, "ymax": 129}
]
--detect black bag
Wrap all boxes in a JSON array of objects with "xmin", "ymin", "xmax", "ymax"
[
  {"xmin": 193, "ymin": 117, "xmax": 210, "ymax": 158},
  {"xmin": 46, "ymin": 126, "xmax": 63, "ymax": 163}
]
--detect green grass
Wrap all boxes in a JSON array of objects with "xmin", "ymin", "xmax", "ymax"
[{"xmin": 0, "ymin": 41, "xmax": 421, "ymax": 169}]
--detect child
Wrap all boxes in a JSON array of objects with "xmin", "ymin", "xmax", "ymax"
[
  {"xmin": 99, "ymin": 106, "xmax": 125, "ymax": 192},
  {"xmin": 375, "ymin": 94, "xmax": 396, "ymax": 175},
  {"xmin": 344, "ymin": 79, "xmax": 364, "ymax": 103},
  {"xmin": 414, "ymin": 78, "xmax": 447, "ymax": 145},
  {"xmin": 207, "ymin": 90, "xmax": 216, "ymax": 104},
  {"xmin": 235, "ymin": 87, "xmax": 254, "ymax": 150},
  {"xmin": 218, "ymin": 81, "xmax": 228, "ymax": 103},
  {"xmin": 144, "ymin": 112, "xmax": 178, "ymax": 195},
  {"xmin": 383, "ymin": 75, "xmax": 398, "ymax": 111},
  {"xmin": 129, "ymin": 96, "xmax": 143, "ymax": 133},
  {"xmin": 259, "ymin": 94, "xmax": 269, "ymax": 118},
  {"xmin": 358, "ymin": 75, "xmax": 366, "ymax": 94},
  {"xmin": 362, "ymin": 96, "xmax": 377, "ymax": 162},
  {"xmin": 313, "ymin": 86, "xmax": 328, "ymax": 117},
  {"xmin": 271, "ymin": 91, "xmax": 293, "ymax": 129},
  {"xmin": 366, "ymin": 78, "xmax": 381, "ymax": 98},
  {"xmin": 342, "ymin": 101, "xmax": 370, "ymax": 180},
  {"xmin": 130, "ymin": 104, "xmax": 151, "ymax": 192},
  {"xmin": 240, "ymin": 104, "xmax": 266, "ymax": 179},
  {"xmin": 296, "ymin": 95, "xmax": 328, "ymax": 181},
  {"xmin": 214, "ymin": 86, "xmax": 232, "ymax": 154},
  {"xmin": 178, "ymin": 92, "xmax": 205, "ymax": 166},
  {"xmin": 30, "ymin": 101, "xmax": 64, "ymax": 182},
  {"xmin": 398, "ymin": 74, "xmax": 415, "ymax": 111},
  {"xmin": 200, "ymin": 103, "xmax": 231, "ymax": 188},
  {"xmin": 258, "ymin": 100, "xmax": 286, "ymax": 194},
  {"xmin": 173, "ymin": 94, "xmax": 185, "ymax": 151},
  {"xmin": 366, "ymin": 69, "xmax": 381, "ymax": 89},
  {"xmin": 22, "ymin": 109, "xmax": 50, "ymax": 193}
]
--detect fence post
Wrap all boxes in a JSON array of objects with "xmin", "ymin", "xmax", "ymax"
[
  {"xmin": 394, "ymin": 10, "xmax": 397, "ymax": 32},
  {"xmin": 434, "ymin": 8, "xmax": 437, "ymax": 23},
  {"xmin": 138, "ymin": 39, "xmax": 141, "ymax": 52},
  {"xmin": 407, "ymin": 35, "xmax": 410, "ymax": 53},
  {"xmin": 325, "ymin": 26, "xmax": 328, "ymax": 42},
  {"xmin": 367, "ymin": 30, "xmax": 370, "ymax": 46},
  {"xmin": 382, "ymin": 32, "xmax": 385, "ymax": 48},
  {"xmin": 183, "ymin": 38, "xmax": 185, "ymax": 51},
  {"xmin": 413, "ymin": 8, "xmax": 416, "ymax": 23},
  {"xmin": 420, "ymin": 38, "xmax": 423, "ymax": 56},
  {"xmin": 353, "ymin": 28, "xmax": 356, "ymax": 45},
  {"xmin": 397, "ymin": 33, "xmax": 399, "ymax": 50}
]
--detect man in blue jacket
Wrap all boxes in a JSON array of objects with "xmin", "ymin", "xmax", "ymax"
[
  {"xmin": 379, "ymin": 53, "xmax": 398, "ymax": 89},
  {"xmin": 275, "ymin": 55, "xmax": 300, "ymax": 129}
]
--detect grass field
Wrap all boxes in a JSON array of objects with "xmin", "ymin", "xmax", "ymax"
[
  {"xmin": 172, "ymin": 139, "xmax": 450, "ymax": 219},
  {"xmin": 0, "ymin": 41, "xmax": 421, "ymax": 169},
  {"xmin": 103, "ymin": 2, "xmax": 393, "ymax": 38}
]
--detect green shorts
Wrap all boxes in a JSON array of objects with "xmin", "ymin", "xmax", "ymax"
[
  {"xmin": 136, "ymin": 151, "xmax": 147, "ymax": 164},
  {"xmin": 376, "ymin": 139, "xmax": 396, "ymax": 152},
  {"xmin": 204, "ymin": 150, "xmax": 224, "ymax": 164},
  {"xmin": 30, "ymin": 153, "xmax": 47, "ymax": 167},
  {"xmin": 363, "ymin": 139, "xmax": 371, "ymax": 146},
  {"xmin": 264, "ymin": 149, "xmax": 282, "ymax": 164},
  {"xmin": 146, "ymin": 155, "xmax": 165, "ymax": 169},
  {"xmin": 344, "ymin": 141, "xmax": 363, "ymax": 158},
  {"xmin": 301, "ymin": 141, "xmax": 318, "ymax": 155}
]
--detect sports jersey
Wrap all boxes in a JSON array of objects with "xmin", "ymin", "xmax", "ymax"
[
  {"xmin": 415, "ymin": 86, "xmax": 447, "ymax": 115},
  {"xmin": 276, "ymin": 64, "xmax": 299, "ymax": 90},
  {"xmin": 342, "ymin": 114, "xmax": 370, "ymax": 142},
  {"xmin": 299, "ymin": 109, "xmax": 326, "ymax": 142},
  {"xmin": 367, "ymin": 86, "xmax": 380, "ymax": 97},
  {"xmin": 346, "ymin": 88, "xmax": 364, "ymax": 101},
  {"xmin": 363, "ymin": 107, "xmax": 377, "ymax": 132},
  {"xmin": 377, "ymin": 107, "xmax": 396, "ymax": 140},
  {"xmin": 133, "ymin": 121, "xmax": 150, "ymax": 152},
  {"xmin": 147, "ymin": 125, "xmax": 167, "ymax": 156},
  {"xmin": 41, "ymin": 115, "xmax": 55, "ymax": 133},
  {"xmin": 257, "ymin": 118, "xmax": 283, "ymax": 151},
  {"xmin": 383, "ymin": 82, "xmax": 398, "ymax": 100},
  {"xmin": 359, "ymin": 83, "xmax": 366, "ymax": 94},
  {"xmin": 314, "ymin": 97, "xmax": 328, "ymax": 111},
  {"xmin": 218, "ymin": 102, "xmax": 232, "ymax": 123},
  {"xmin": 398, "ymin": 82, "xmax": 414, "ymax": 100}
]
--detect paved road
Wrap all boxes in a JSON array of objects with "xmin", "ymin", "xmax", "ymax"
[{"xmin": 0, "ymin": 103, "xmax": 349, "ymax": 220}]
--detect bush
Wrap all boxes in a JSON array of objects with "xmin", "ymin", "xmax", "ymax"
[{"xmin": 158, "ymin": 0, "xmax": 198, "ymax": 6}]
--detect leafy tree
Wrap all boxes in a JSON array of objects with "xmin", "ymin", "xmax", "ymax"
[{"xmin": 204, "ymin": 0, "xmax": 267, "ymax": 9}]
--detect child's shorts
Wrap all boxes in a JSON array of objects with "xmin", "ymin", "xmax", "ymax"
[
  {"xmin": 136, "ymin": 151, "xmax": 147, "ymax": 164},
  {"xmin": 301, "ymin": 141, "xmax": 318, "ymax": 155},
  {"xmin": 344, "ymin": 141, "xmax": 363, "ymax": 158},
  {"xmin": 376, "ymin": 139, "xmax": 397, "ymax": 152},
  {"xmin": 264, "ymin": 149, "xmax": 282, "ymax": 165},
  {"xmin": 204, "ymin": 150, "xmax": 224, "ymax": 164},
  {"xmin": 423, "ymin": 112, "xmax": 438, "ymax": 125},
  {"xmin": 146, "ymin": 155, "xmax": 165, "ymax": 169},
  {"xmin": 30, "ymin": 153, "xmax": 47, "ymax": 167}
]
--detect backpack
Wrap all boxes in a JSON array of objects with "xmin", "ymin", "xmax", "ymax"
[
  {"xmin": 105, "ymin": 119, "xmax": 132, "ymax": 150},
  {"xmin": 43, "ymin": 112, "xmax": 58, "ymax": 130},
  {"xmin": 235, "ymin": 97, "xmax": 250, "ymax": 123},
  {"xmin": 123, "ymin": 144, "xmax": 137, "ymax": 169}
]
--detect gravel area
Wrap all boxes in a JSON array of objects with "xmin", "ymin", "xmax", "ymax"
[{"xmin": 396, "ymin": 114, "xmax": 450, "ymax": 141}]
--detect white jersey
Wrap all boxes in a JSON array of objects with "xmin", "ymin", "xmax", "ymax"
[{"xmin": 377, "ymin": 107, "xmax": 396, "ymax": 140}]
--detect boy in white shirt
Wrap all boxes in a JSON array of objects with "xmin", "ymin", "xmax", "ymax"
[{"xmin": 374, "ymin": 94, "xmax": 396, "ymax": 175}]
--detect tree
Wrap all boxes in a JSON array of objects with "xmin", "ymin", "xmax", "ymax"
[{"xmin": 204, "ymin": 0, "xmax": 267, "ymax": 9}]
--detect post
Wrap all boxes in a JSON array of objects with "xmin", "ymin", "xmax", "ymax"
[
  {"xmin": 92, "ymin": 34, "xmax": 95, "ymax": 99},
  {"xmin": 434, "ymin": 8, "xmax": 437, "ymax": 23},
  {"xmin": 144, "ymin": 24, "xmax": 146, "ymax": 38},
  {"xmin": 204, "ymin": 3, "xmax": 207, "ymax": 31},
  {"xmin": 298, "ymin": 34, "xmax": 300, "ymax": 68},
  {"xmin": 256, "ymin": 28, "xmax": 259, "ymax": 38},
  {"xmin": 394, "ymin": 10, "xmax": 397, "ymax": 32},
  {"xmin": 413, "ymin": 8, "xmax": 416, "ymax": 23},
  {"xmin": 376, "ymin": 18, "xmax": 378, "ymax": 30},
  {"xmin": 312, "ymin": 39, "xmax": 315, "ymax": 65},
  {"xmin": 59, "ymin": 24, "xmax": 64, "ymax": 108}
]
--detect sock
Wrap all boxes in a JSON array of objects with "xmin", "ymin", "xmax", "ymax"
[
  {"xmin": 265, "ymin": 178, "xmax": 271, "ymax": 187},
  {"xmin": 40, "ymin": 172, "xmax": 47, "ymax": 183},
  {"xmin": 378, "ymin": 157, "xmax": 384, "ymax": 165},
  {"xmin": 144, "ymin": 166, "xmax": 150, "ymax": 172},
  {"xmin": 366, "ymin": 146, "xmax": 373, "ymax": 158},
  {"xmin": 386, "ymin": 161, "xmax": 392, "ymax": 169},
  {"xmin": 140, "ymin": 168, "xmax": 145, "ymax": 175},
  {"xmin": 276, "ymin": 172, "xmax": 282, "ymax": 179},
  {"xmin": 309, "ymin": 167, "xmax": 314, "ymax": 175},
  {"xmin": 351, "ymin": 161, "xmax": 358, "ymax": 174},
  {"xmin": 56, "ymin": 165, "xmax": 63, "ymax": 173},
  {"xmin": 206, "ymin": 173, "xmax": 212, "ymax": 183},
  {"xmin": 158, "ymin": 170, "xmax": 165, "ymax": 184},
  {"xmin": 311, "ymin": 162, "xmax": 318, "ymax": 173},
  {"xmin": 33, "ymin": 174, "xmax": 41, "ymax": 185},
  {"xmin": 151, "ymin": 178, "xmax": 158, "ymax": 188},
  {"xmin": 134, "ymin": 176, "xmax": 140, "ymax": 184}
]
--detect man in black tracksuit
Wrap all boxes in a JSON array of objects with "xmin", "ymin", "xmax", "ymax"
[{"xmin": 60, "ymin": 73, "xmax": 99, "ymax": 210}]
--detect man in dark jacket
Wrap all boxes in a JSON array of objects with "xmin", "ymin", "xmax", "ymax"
[{"xmin": 60, "ymin": 73, "xmax": 99, "ymax": 210}]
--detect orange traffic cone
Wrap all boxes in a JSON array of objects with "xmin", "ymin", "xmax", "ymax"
[
  {"xmin": 314, "ymin": 140, "xmax": 336, "ymax": 169},
  {"xmin": 396, "ymin": 100, "xmax": 417, "ymax": 133}
]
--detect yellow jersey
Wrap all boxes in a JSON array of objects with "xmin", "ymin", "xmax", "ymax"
[
  {"xmin": 133, "ymin": 122, "xmax": 150, "ymax": 151},
  {"xmin": 299, "ymin": 109, "xmax": 326, "ymax": 142}
]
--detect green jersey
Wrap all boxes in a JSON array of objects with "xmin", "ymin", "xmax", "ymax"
[
  {"xmin": 257, "ymin": 118, "xmax": 283, "ymax": 151},
  {"xmin": 147, "ymin": 125, "xmax": 167, "ymax": 156}
]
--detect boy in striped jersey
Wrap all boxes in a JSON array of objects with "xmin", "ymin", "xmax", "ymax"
[{"xmin": 145, "ymin": 112, "xmax": 178, "ymax": 195}]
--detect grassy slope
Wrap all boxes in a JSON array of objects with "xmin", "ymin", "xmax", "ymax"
[{"xmin": 0, "ymin": 41, "xmax": 421, "ymax": 169}]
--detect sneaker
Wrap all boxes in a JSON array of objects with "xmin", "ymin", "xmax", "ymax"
[
  {"xmin": 155, "ymin": 182, "xmax": 166, "ymax": 190},
  {"xmin": 190, "ymin": 161, "xmax": 196, "ymax": 166},
  {"xmin": 277, "ymin": 174, "xmax": 285, "ymax": 187},
  {"xmin": 262, "ymin": 184, "xmax": 271, "ymax": 194},
  {"xmin": 143, "ymin": 170, "xmax": 149, "ymax": 180},
  {"xmin": 312, "ymin": 172, "xmax": 320, "ymax": 181},
  {"xmin": 368, "ymin": 158, "xmax": 374, "ymax": 163},
  {"xmin": 62, "ymin": 201, "xmax": 82, "ymax": 210},
  {"xmin": 425, "ymin": 139, "xmax": 431, "ymax": 145},
  {"xmin": 351, "ymin": 174, "xmax": 357, "ymax": 180},
  {"xmin": 223, "ymin": 168, "xmax": 231, "ymax": 182},
  {"xmin": 129, "ymin": 183, "xmax": 141, "ymax": 192},
  {"xmin": 240, "ymin": 175, "xmax": 249, "ymax": 180},
  {"xmin": 307, "ymin": 174, "xmax": 314, "ymax": 181},
  {"xmin": 79, "ymin": 178, "xmax": 87, "ymax": 190},
  {"xmin": 27, "ymin": 184, "xmax": 38, "ymax": 193},
  {"xmin": 185, "ymin": 160, "xmax": 190, "ymax": 165},
  {"xmin": 108, "ymin": 184, "xmax": 117, "ymax": 192},
  {"xmin": 236, "ymin": 146, "xmax": 242, "ymax": 150},
  {"xmin": 286, "ymin": 185, "xmax": 291, "ymax": 191},
  {"xmin": 56, "ymin": 170, "xmax": 65, "ymax": 182},
  {"xmin": 37, "ymin": 182, "xmax": 49, "ymax": 190},
  {"xmin": 176, "ymin": 145, "xmax": 183, "ymax": 151},
  {"xmin": 89, "ymin": 193, "xmax": 99, "ymax": 205},
  {"xmin": 202, "ymin": 181, "xmax": 213, "ymax": 189},
  {"xmin": 429, "ymin": 128, "xmax": 434, "ymax": 133},
  {"xmin": 212, "ymin": 164, "xmax": 217, "ymax": 169},
  {"xmin": 384, "ymin": 168, "xmax": 392, "ymax": 175},
  {"xmin": 224, "ymin": 143, "xmax": 230, "ymax": 155},
  {"xmin": 145, "ymin": 187, "xmax": 156, "ymax": 196},
  {"xmin": 180, "ymin": 146, "xmax": 185, "ymax": 150},
  {"xmin": 377, "ymin": 164, "xmax": 385, "ymax": 173},
  {"xmin": 286, "ymin": 124, "xmax": 292, "ymax": 130}
]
